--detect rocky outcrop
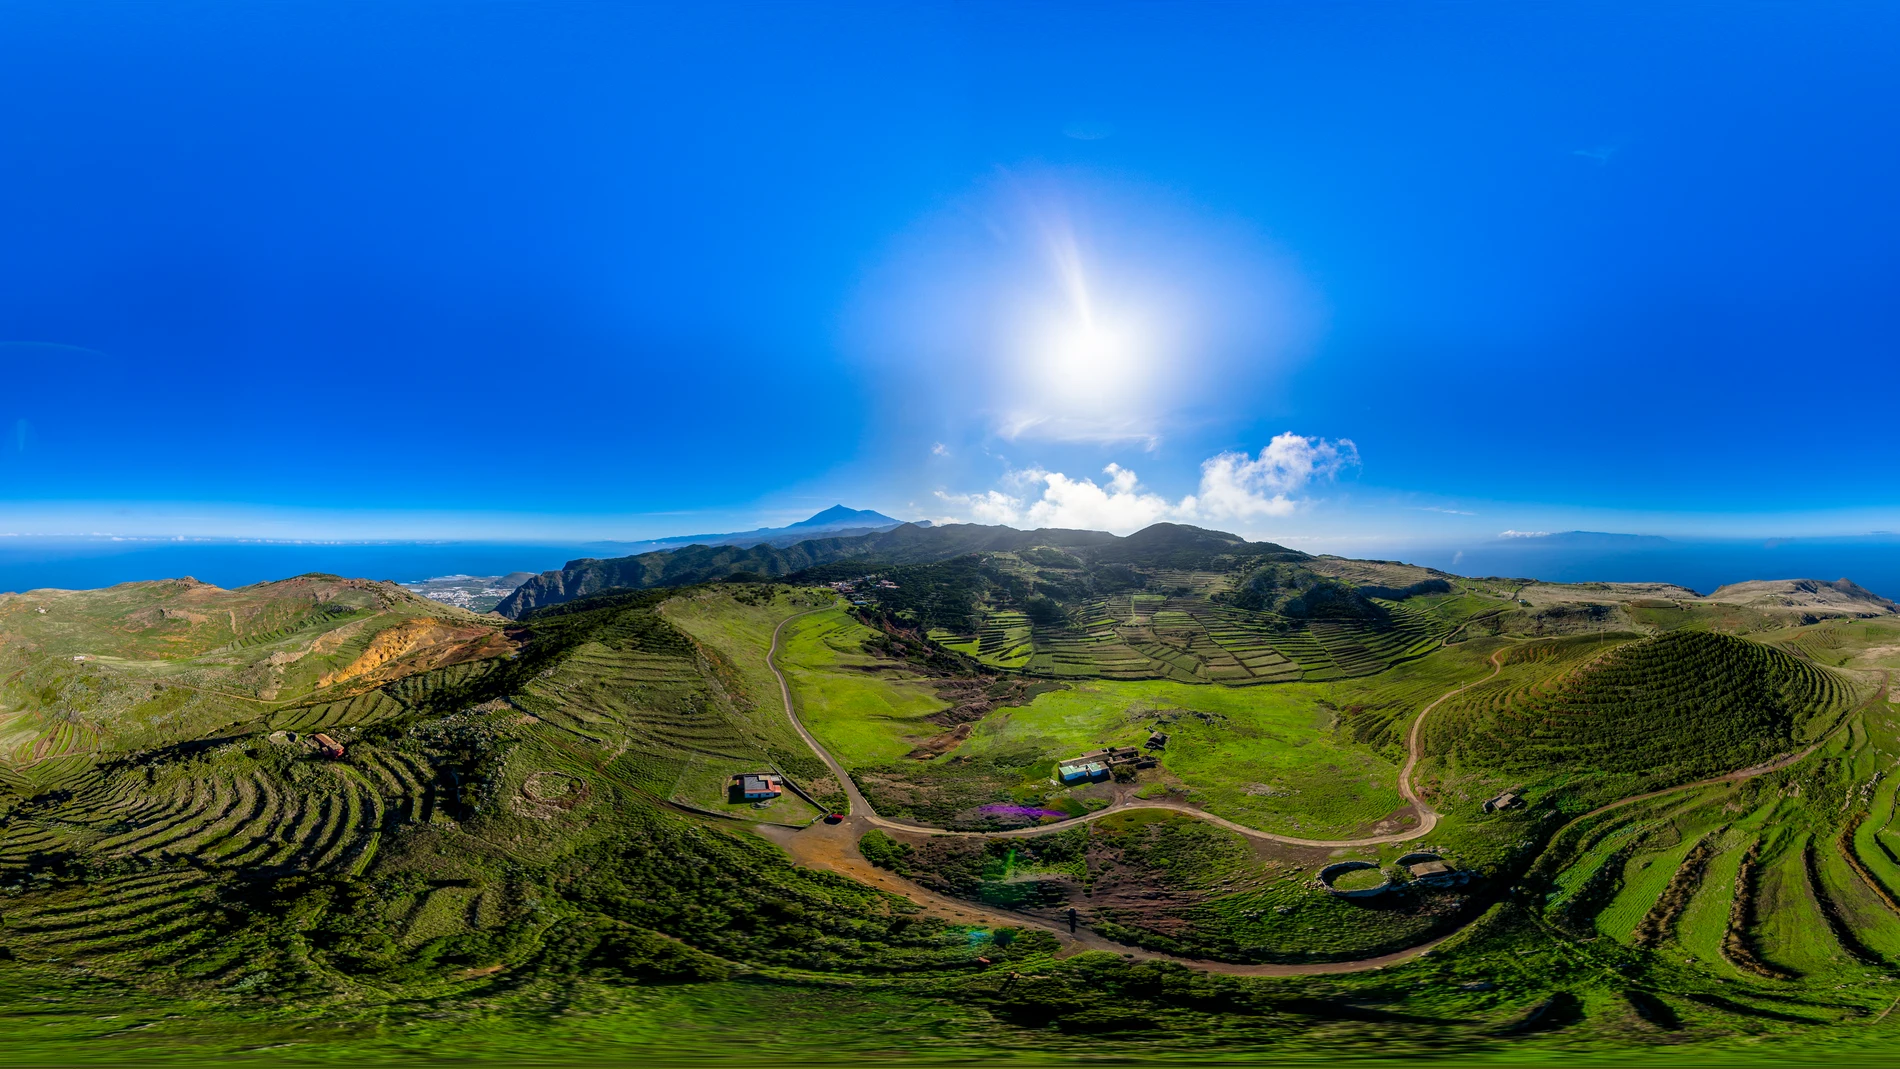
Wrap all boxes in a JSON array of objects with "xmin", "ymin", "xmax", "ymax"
[{"xmin": 1702, "ymin": 578, "xmax": 1898, "ymax": 617}]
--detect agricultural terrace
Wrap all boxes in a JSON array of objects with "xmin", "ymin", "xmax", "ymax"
[
  {"xmin": 931, "ymin": 584, "xmax": 1491, "ymax": 685},
  {"xmin": 1524, "ymin": 699, "xmax": 1900, "ymax": 990},
  {"xmin": 0, "ymin": 575, "xmax": 512, "ymax": 784},
  {"xmin": 1425, "ymin": 630, "xmax": 1869, "ymax": 813},
  {"xmin": 5, "ymin": 575, "xmax": 1900, "ymax": 1059},
  {"xmin": 779, "ymin": 592, "xmax": 1510, "ymax": 835}
]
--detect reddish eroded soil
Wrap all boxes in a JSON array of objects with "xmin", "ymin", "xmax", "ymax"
[{"xmin": 319, "ymin": 617, "xmax": 516, "ymax": 689}]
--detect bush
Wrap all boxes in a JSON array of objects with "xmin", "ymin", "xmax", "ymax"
[{"xmin": 859, "ymin": 828, "xmax": 914, "ymax": 874}]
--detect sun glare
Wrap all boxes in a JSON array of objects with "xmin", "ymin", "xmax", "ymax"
[{"xmin": 1035, "ymin": 317, "xmax": 1147, "ymax": 408}]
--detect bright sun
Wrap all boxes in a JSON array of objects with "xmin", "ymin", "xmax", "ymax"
[{"xmin": 1034, "ymin": 316, "xmax": 1148, "ymax": 410}]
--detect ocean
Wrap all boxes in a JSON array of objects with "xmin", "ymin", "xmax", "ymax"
[
  {"xmin": 1, "ymin": 533, "xmax": 1895, "ymax": 603},
  {"xmin": 1403, "ymin": 536, "xmax": 1900, "ymax": 602},
  {"xmin": 0, "ymin": 539, "xmax": 589, "ymax": 594}
]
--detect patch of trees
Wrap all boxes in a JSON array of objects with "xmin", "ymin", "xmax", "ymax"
[
  {"xmin": 1218, "ymin": 564, "xmax": 1384, "ymax": 620},
  {"xmin": 1023, "ymin": 595, "xmax": 1067, "ymax": 627},
  {"xmin": 1355, "ymin": 578, "xmax": 1453, "ymax": 601}
]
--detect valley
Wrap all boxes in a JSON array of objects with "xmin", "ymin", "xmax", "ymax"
[{"xmin": 2, "ymin": 522, "xmax": 1899, "ymax": 1062}]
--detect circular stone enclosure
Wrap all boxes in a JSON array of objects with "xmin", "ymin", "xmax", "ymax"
[
  {"xmin": 521, "ymin": 771, "xmax": 589, "ymax": 809},
  {"xmin": 1319, "ymin": 860, "xmax": 1393, "ymax": 897}
]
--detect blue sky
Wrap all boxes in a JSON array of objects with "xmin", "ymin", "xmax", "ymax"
[{"xmin": 2, "ymin": 2, "xmax": 1896, "ymax": 553}]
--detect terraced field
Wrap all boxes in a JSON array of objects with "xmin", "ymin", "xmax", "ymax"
[
  {"xmin": 957, "ymin": 592, "xmax": 1468, "ymax": 686},
  {"xmin": 8, "ymin": 565, "xmax": 1900, "ymax": 1061},
  {"xmin": 0, "ymin": 588, "xmax": 857, "ymax": 984},
  {"xmin": 1426, "ymin": 631, "xmax": 1865, "ymax": 811},
  {"xmin": 0, "ymin": 737, "xmax": 442, "ymax": 879}
]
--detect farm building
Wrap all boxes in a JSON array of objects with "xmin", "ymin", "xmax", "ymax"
[
  {"xmin": 1058, "ymin": 761, "xmax": 1108, "ymax": 784},
  {"xmin": 1058, "ymin": 746, "xmax": 1151, "ymax": 784},
  {"xmin": 312, "ymin": 733, "xmax": 346, "ymax": 759},
  {"xmin": 1398, "ymin": 852, "xmax": 1468, "ymax": 888},
  {"xmin": 736, "ymin": 773, "xmax": 783, "ymax": 800},
  {"xmin": 1481, "ymin": 791, "xmax": 1525, "ymax": 813}
]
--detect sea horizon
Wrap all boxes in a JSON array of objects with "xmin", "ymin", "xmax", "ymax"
[{"xmin": 4, "ymin": 531, "xmax": 1895, "ymax": 602}]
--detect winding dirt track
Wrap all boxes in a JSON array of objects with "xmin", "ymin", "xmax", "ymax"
[
  {"xmin": 756, "ymin": 608, "xmax": 1513, "ymax": 974},
  {"xmin": 755, "ymin": 608, "xmax": 1850, "ymax": 975},
  {"xmin": 769, "ymin": 608, "xmax": 1505, "ymax": 848}
]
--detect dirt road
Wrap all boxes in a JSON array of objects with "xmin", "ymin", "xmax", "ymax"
[
  {"xmin": 755, "ymin": 608, "xmax": 1508, "ymax": 974},
  {"xmin": 756, "ymin": 608, "xmax": 1847, "ymax": 975},
  {"xmin": 768, "ymin": 608, "xmax": 1506, "ymax": 849}
]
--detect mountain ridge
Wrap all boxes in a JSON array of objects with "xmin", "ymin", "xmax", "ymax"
[
  {"xmin": 577, "ymin": 505, "xmax": 915, "ymax": 557},
  {"xmin": 495, "ymin": 521, "xmax": 1282, "ymax": 618}
]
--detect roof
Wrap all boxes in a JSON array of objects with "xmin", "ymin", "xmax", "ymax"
[
  {"xmin": 740, "ymin": 774, "xmax": 782, "ymax": 794},
  {"xmin": 1408, "ymin": 860, "xmax": 1452, "ymax": 877}
]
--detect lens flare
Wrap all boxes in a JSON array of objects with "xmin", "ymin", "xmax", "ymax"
[{"xmin": 848, "ymin": 168, "xmax": 1318, "ymax": 449}]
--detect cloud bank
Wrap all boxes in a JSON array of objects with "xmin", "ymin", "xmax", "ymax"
[{"xmin": 936, "ymin": 433, "xmax": 1359, "ymax": 534}]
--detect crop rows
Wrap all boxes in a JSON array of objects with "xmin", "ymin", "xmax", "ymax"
[
  {"xmin": 270, "ymin": 691, "xmax": 406, "ymax": 733},
  {"xmin": 11, "ymin": 720, "xmax": 102, "ymax": 764},
  {"xmin": 1451, "ymin": 632, "xmax": 1850, "ymax": 791},
  {"xmin": 519, "ymin": 642, "xmax": 760, "ymax": 766},
  {"xmin": 0, "ymin": 869, "xmax": 223, "ymax": 962},
  {"xmin": 0, "ymin": 745, "xmax": 450, "ymax": 884}
]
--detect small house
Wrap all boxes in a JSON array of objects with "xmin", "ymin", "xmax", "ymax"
[
  {"xmin": 312, "ymin": 733, "xmax": 346, "ymax": 759},
  {"xmin": 1481, "ymin": 790, "xmax": 1524, "ymax": 813},
  {"xmin": 737, "ymin": 773, "xmax": 783, "ymax": 800},
  {"xmin": 1406, "ymin": 859, "xmax": 1464, "ymax": 888},
  {"xmin": 1057, "ymin": 762, "xmax": 1091, "ymax": 784}
]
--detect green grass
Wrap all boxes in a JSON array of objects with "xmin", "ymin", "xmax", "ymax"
[
  {"xmin": 957, "ymin": 677, "xmax": 1409, "ymax": 836},
  {"xmin": 16, "ymin": 577, "xmax": 1900, "ymax": 1063},
  {"xmin": 799, "ymin": 638, "xmax": 1502, "ymax": 837},
  {"xmin": 775, "ymin": 607, "xmax": 949, "ymax": 768}
]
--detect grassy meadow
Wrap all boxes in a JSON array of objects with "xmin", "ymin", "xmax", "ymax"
[{"xmin": 6, "ymin": 567, "xmax": 1900, "ymax": 1065}]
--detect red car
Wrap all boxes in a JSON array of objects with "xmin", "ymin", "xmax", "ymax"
[{"xmin": 823, "ymin": 813, "xmax": 845, "ymax": 824}]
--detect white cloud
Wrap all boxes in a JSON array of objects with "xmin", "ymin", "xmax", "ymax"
[
  {"xmin": 1498, "ymin": 530, "xmax": 1549, "ymax": 539},
  {"xmin": 1191, "ymin": 434, "xmax": 1360, "ymax": 521},
  {"xmin": 1420, "ymin": 506, "xmax": 1475, "ymax": 516},
  {"xmin": 935, "ymin": 433, "xmax": 1358, "ymax": 534},
  {"xmin": 931, "ymin": 442, "xmax": 949, "ymax": 457}
]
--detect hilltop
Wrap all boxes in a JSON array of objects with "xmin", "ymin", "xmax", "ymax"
[
  {"xmin": 575, "ymin": 504, "xmax": 916, "ymax": 557},
  {"xmin": 1703, "ymin": 577, "xmax": 1899, "ymax": 618},
  {"xmin": 0, "ymin": 573, "xmax": 513, "ymax": 781},
  {"xmin": 495, "ymin": 520, "xmax": 1124, "ymax": 617}
]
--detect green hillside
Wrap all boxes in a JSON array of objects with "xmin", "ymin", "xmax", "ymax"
[{"xmin": 3, "ymin": 571, "xmax": 1900, "ymax": 1063}]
